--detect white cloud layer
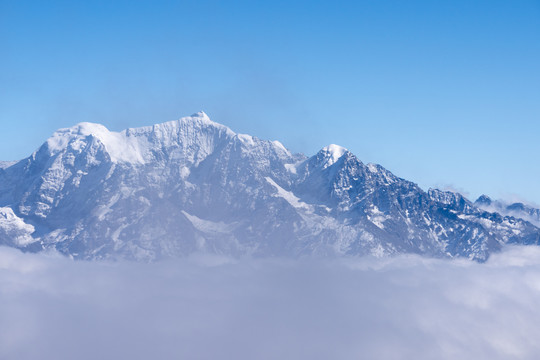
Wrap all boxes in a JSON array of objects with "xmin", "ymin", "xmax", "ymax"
[{"xmin": 2, "ymin": 246, "xmax": 540, "ymax": 359}]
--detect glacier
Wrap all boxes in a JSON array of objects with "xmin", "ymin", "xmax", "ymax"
[{"xmin": 0, "ymin": 111, "xmax": 538, "ymax": 261}]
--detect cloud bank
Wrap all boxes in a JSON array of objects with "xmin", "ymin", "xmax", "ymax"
[{"xmin": 1, "ymin": 247, "xmax": 540, "ymax": 359}]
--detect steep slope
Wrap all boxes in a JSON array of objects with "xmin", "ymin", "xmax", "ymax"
[{"xmin": 0, "ymin": 112, "xmax": 538, "ymax": 261}]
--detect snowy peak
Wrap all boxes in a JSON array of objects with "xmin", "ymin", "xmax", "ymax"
[
  {"xmin": 45, "ymin": 121, "xmax": 145, "ymax": 164},
  {"xmin": 428, "ymin": 188, "xmax": 466, "ymax": 205},
  {"xmin": 144, "ymin": 111, "xmax": 235, "ymax": 139},
  {"xmin": 41, "ymin": 112, "xmax": 238, "ymax": 166},
  {"xmin": 46, "ymin": 122, "xmax": 110, "ymax": 154},
  {"xmin": 38, "ymin": 112, "xmax": 296, "ymax": 170},
  {"xmin": 428, "ymin": 188, "xmax": 469, "ymax": 205},
  {"xmin": 475, "ymin": 194, "xmax": 492, "ymax": 206},
  {"xmin": 318, "ymin": 144, "xmax": 349, "ymax": 168}
]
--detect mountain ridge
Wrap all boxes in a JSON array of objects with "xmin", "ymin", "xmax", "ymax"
[{"xmin": 1, "ymin": 112, "xmax": 538, "ymax": 261}]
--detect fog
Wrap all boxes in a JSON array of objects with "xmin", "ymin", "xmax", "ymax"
[{"xmin": 2, "ymin": 246, "xmax": 540, "ymax": 360}]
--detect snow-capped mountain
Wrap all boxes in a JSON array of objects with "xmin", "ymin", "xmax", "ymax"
[{"xmin": 0, "ymin": 112, "xmax": 538, "ymax": 261}]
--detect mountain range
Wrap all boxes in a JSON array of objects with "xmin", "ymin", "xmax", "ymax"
[{"xmin": 1, "ymin": 112, "xmax": 538, "ymax": 261}]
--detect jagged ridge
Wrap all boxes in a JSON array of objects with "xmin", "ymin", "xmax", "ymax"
[{"xmin": 0, "ymin": 112, "xmax": 538, "ymax": 261}]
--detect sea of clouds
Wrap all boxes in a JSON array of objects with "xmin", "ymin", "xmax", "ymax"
[{"xmin": 2, "ymin": 246, "xmax": 540, "ymax": 359}]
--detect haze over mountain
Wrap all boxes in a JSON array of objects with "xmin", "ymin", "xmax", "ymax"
[{"xmin": 1, "ymin": 112, "xmax": 538, "ymax": 261}]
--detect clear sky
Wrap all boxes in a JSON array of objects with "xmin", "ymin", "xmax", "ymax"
[{"xmin": 1, "ymin": 0, "xmax": 539, "ymax": 204}]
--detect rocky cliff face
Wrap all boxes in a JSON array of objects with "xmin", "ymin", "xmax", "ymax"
[{"xmin": 1, "ymin": 112, "xmax": 538, "ymax": 261}]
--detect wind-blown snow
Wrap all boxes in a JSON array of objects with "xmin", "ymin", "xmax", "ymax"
[
  {"xmin": 44, "ymin": 111, "xmax": 234, "ymax": 164},
  {"xmin": 475, "ymin": 197, "xmax": 540, "ymax": 228},
  {"xmin": 320, "ymin": 144, "xmax": 347, "ymax": 168},
  {"xmin": 2, "ymin": 246, "xmax": 540, "ymax": 360},
  {"xmin": 46, "ymin": 122, "xmax": 146, "ymax": 164}
]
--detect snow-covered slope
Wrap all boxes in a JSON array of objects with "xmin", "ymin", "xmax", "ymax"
[{"xmin": 0, "ymin": 112, "xmax": 538, "ymax": 261}]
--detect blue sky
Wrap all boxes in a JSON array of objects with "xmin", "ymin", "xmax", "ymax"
[{"xmin": 1, "ymin": 0, "xmax": 539, "ymax": 203}]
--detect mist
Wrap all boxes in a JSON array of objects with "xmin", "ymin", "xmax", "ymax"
[{"xmin": 2, "ymin": 246, "xmax": 540, "ymax": 359}]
